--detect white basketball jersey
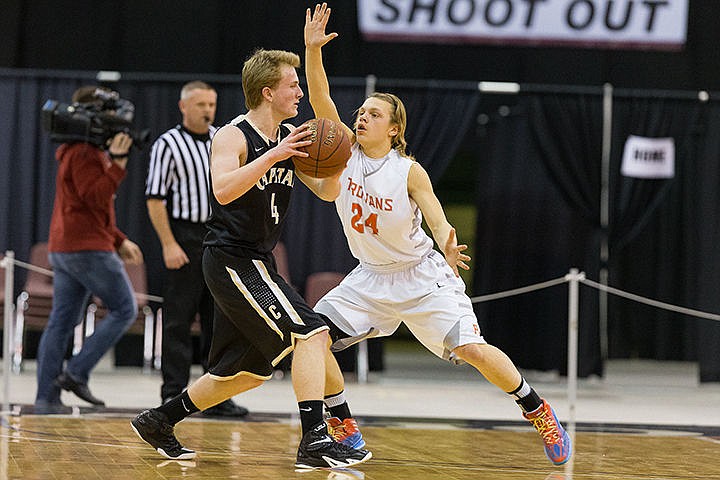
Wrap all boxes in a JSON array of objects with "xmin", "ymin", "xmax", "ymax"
[{"xmin": 335, "ymin": 145, "xmax": 434, "ymax": 268}]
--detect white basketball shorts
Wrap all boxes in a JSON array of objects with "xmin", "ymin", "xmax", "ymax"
[{"xmin": 315, "ymin": 250, "xmax": 485, "ymax": 363}]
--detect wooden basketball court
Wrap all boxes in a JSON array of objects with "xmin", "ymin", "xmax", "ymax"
[{"xmin": 2, "ymin": 411, "xmax": 718, "ymax": 479}]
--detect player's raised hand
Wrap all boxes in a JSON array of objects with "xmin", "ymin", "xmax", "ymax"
[{"xmin": 305, "ymin": 3, "xmax": 338, "ymax": 48}]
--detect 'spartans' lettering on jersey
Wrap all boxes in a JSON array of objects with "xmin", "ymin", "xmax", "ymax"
[{"xmin": 256, "ymin": 167, "xmax": 294, "ymax": 190}]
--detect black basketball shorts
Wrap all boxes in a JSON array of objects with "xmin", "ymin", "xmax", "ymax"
[{"xmin": 202, "ymin": 246, "xmax": 329, "ymax": 379}]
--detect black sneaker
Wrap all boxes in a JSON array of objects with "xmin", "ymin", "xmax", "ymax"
[
  {"xmin": 131, "ymin": 409, "xmax": 196, "ymax": 460},
  {"xmin": 295, "ymin": 421, "xmax": 372, "ymax": 469}
]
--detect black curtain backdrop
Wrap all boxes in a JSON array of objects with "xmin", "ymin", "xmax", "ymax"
[
  {"xmin": 694, "ymin": 105, "xmax": 720, "ymax": 382},
  {"xmin": 2, "ymin": 69, "xmax": 720, "ymax": 381},
  {"xmin": 473, "ymin": 92, "xmax": 720, "ymax": 381},
  {"xmin": 473, "ymin": 96, "xmax": 602, "ymax": 378},
  {"xmin": 607, "ymin": 96, "xmax": 705, "ymax": 362},
  {"xmin": 608, "ymin": 96, "xmax": 720, "ymax": 382}
]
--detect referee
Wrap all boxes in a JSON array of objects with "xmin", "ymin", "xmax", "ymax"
[{"xmin": 145, "ymin": 81, "xmax": 247, "ymax": 417}]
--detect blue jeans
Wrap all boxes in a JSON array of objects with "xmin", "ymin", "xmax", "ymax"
[{"xmin": 35, "ymin": 251, "xmax": 137, "ymax": 405}]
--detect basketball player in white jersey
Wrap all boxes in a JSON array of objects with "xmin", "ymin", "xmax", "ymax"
[{"xmin": 305, "ymin": 4, "xmax": 571, "ymax": 466}]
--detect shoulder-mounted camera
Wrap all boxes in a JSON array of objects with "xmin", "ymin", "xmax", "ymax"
[{"xmin": 41, "ymin": 88, "xmax": 150, "ymax": 150}]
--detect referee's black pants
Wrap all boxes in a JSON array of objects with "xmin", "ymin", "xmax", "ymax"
[{"xmin": 160, "ymin": 220, "xmax": 214, "ymax": 402}]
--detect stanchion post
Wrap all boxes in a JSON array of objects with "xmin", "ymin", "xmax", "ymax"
[
  {"xmin": 2, "ymin": 250, "xmax": 16, "ymax": 412},
  {"xmin": 565, "ymin": 268, "xmax": 583, "ymax": 424},
  {"xmin": 356, "ymin": 341, "xmax": 368, "ymax": 384}
]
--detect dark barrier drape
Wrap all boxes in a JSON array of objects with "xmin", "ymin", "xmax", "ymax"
[
  {"xmin": 608, "ymin": 97, "xmax": 720, "ymax": 380},
  {"xmin": 381, "ymin": 81, "xmax": 481, "ymax": 181},
  {"xmin": 694, "ymin": 105, "xmax": 720, "ymax": 382},
  {"xmin": 527, "ymin": 94, "xmax": 603, "ymax": 226},
  {"xmin": 473, "ymin": 98, "xmax": 602, "ymax": 377},
  {"xmin": 3, "ymin": 69, "xmax": 719, "ymax": 379},
  {"xmin": 607, "ymin": 97, "xmax": 707, "ymax": 361},
  {"xmin": 474, "ymin": 92, "xmax": 720, "ymax": 381}
]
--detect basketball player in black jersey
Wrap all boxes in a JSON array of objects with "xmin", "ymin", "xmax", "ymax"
[{"xmin": 131, "ymin": 48, "xmax": 371, "ymax": 469}]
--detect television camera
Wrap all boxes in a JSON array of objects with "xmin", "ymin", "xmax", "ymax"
[{"xmin": 41, "ymin": 89, "xmax": 150, "ymax": 149}]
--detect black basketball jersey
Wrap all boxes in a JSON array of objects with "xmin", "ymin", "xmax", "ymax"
[{"xmin": 204, "ymin": 118, "xmax": 295, "ymax": 258}]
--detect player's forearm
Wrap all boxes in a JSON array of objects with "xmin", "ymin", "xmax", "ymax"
[
  {"xmin": 212, "ymin": 153, "xmax": 280, "ymax": 205},
  {"xmin": 305, "ymin": 47, "xmax": 335, "ymax": 117},
  {"xmin": 296, "ymin": 169, "xmax": 341, "ymax": 202}
]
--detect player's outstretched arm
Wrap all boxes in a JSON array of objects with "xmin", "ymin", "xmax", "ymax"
[
  {"xmin": 408, "ymin": 162, "xmax": 470, "ymax": 276},
  {"xmin": 304, "ymin": 3, "xmax": 355, "ymax": 142},
  {"xmin": 296, "ymin": 167, "xmax": 342, "ymax": 202}
]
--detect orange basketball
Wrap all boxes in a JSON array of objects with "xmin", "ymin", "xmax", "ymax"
[{"xmin": 292, "ymin": 118, "xmax": 351, "ymax": 178}]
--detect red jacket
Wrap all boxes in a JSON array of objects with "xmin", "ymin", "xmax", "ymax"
[{"xmin": 48, "ymin": 143, "xmax": 127, "ymax": 253}]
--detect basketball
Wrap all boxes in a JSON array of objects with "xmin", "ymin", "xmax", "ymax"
[{"xmin": 292, "ymin": 118, "xmax": 351, "ymax": 178}]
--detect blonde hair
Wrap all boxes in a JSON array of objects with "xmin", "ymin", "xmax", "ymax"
[
  {"xmin": 367, "ymin": 92, "xmax": 414, "ymax": 160},
  {"xmin": 242, "ymin": 49, "xmax": 301, "ymax": 110}
]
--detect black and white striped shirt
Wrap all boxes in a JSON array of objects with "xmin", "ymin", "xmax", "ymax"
[{"xmin": 145, "ymin": 124, "xmax": 215, "ymax": 223}]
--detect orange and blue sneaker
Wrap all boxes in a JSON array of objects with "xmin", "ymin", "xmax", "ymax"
[
  {"xmin": 326, "ymin": 417, "xmax": 366, "ymax": 449},
  {"xmin": 523, "ymin": 399, "xmax": 572, "ymax": 465}
]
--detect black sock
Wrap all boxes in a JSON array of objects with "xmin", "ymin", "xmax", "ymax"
[
  {"xmin": 324, "ymin": 390, "xmax": 352, "ymax": 420},
  {"xmin": 156, "ymin": 391, "xmax": 200, "ymax": 424},
  {"xmin": 508, "ymin": 378, "xmax": 542, "ymax": 413},
  {"xmin": 298, "ymin": 400, "xmax": 325, "ymax": 435}
]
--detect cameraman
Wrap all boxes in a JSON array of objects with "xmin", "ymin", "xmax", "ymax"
[{"xmin": 35, "ymin": 85, "xmax": 143, "ymax": 414}]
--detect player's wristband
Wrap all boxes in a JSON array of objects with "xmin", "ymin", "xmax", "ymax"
[{"xmin": 109, "ymin": 152, "xmax": 129, "ymax": 159}]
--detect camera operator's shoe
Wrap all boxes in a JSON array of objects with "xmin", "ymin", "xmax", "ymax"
[
  {"xmin": 55, "ymin": 371, "xmax": 105, "ymax": 406},
  {"xmin": 131, "ymin": 409, "xmax": 196, "ymax": 460},
  {"xmin": 295, "ymin": 421, "xmax": 372, "ymax": 469},
  {"xmin": 523, "ymin": 399, "xmax": 572, "ymax": 465},
  {"xmin": 33, "ymin": 400, "xmax": 72, "ymax": 415},
  {"xmin": 326, "ymin": 417, "xmax": 366, "ymax": 449}
]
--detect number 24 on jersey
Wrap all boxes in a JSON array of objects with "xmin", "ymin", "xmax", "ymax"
[{"xmin": 350, "ymin": 203, "xmax": 378, "ymax": 234}]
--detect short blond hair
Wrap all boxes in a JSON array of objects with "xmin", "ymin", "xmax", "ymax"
[{"xmin": 242, "ymin": 49, "xmax": 300, "ymax": 110}]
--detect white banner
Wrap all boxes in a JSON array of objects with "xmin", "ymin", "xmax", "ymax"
[
  {"xmin": 357, "ymin": 0, "xmax": 688, "ymax": 50},
  {"xmin": 621, "ymin": 135, "xmax": 675, "ymax": 179}
]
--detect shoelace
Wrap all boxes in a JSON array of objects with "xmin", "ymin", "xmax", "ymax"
[
  {"xmin": 528, "ymin": 410, "xmax": 561, "ymax": 445},
  {"xmin": 329, "ymin": 419, "xmax": 360, "ymax": 441}
]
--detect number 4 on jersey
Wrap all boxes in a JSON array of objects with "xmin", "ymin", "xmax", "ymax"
[
  {"xmin": 350, "ymin": 203, "xmax": 378, "ymax": 234},
  {"xmin": 270, "ymin": 193, "xmax": 280, "ymax": 224}
]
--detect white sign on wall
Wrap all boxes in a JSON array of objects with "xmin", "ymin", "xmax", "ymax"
[
  {"xmin": 621, "ymin": 135, "xmax": 675, "ymax": 179},
  {"xmin": 357, "ymin": 0, "xmax": 689, "ymax": 50}
]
